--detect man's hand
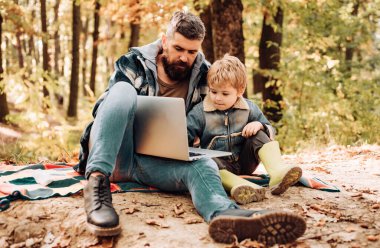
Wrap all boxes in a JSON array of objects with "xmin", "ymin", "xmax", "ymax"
[{"xmin": 242, "ymin": 121, "xmax": 263, "ymax": 138}]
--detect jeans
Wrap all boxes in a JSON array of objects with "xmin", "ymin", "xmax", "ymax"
[
  {"xmin": 213, "ymin": 130, "xmax": 271, "ymax": 175},
  {"xmin": 86, "ymin": 82, "xmax": 238, "ymax": 222}
]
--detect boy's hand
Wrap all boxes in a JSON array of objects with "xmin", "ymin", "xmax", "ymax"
[{"xmin": 242, "ymin": 121, "xmax": 263, "ymax": 137}]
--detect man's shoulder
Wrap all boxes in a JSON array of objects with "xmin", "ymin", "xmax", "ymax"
[{"xmin": 116, "ymin": 51, "xmax": 139, "ymax": 66}]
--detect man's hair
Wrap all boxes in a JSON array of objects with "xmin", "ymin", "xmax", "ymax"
[
  {"xmin": 207, "ymin": 54, "xmax": 247, "ymax": 93},
  {"xmin": 166, "ymin": 11, "xmax": 205, "ymax": 40}
]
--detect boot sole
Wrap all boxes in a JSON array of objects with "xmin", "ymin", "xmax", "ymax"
[
  {"xmin": 87, "ymin": 222, "xmax": 122, "ymax": 236},
  {"xmin": 209, "ymin": 211, "xmax": 306, "ymax": 245},
  {"xmin": 271, "ymin": 167, "xmax": 302, "ymax": 195},
  {"xmin": 231, "ymin": 185, "xmax": 266, "ymax": 204}
]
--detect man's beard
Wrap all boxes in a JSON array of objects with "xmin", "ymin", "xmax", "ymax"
[{"xmin": 162, "ymin": 55, "xmax": 192, "ymax": 81}]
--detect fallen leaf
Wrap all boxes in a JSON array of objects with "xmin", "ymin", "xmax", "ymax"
[
  {"xmin": 367, "ymin": 235, "xmax": 379, "ymax": 242},
  {"xmin": 146, "ymin": 219, "xmax": 160, "ymax": 226},
  {"xmin": 351, "ymin": 193, "xmax": 363, "ymax": 197},
  {"xmin": 141, "ymin": 203, "xmax": 160, "ymax": 207},
  {"xmin": 371, "ymin": 204, "xmax": 380, "ymax": 209},
  {"xmin": 173, "ymin": 204, "xmax": 185, "ymax": 216},
  {"xmin": 309, "ymin": 204, "xmax": 323, "ymax": 212},
  {"xmin": 310, "ymin": 166, "xmax": 331, "ymax": 174},
  {"xmin": 123, "ymin": 207, "xmax": 140, "ymax": 214},
  {"xmin": 145, "ymin": 219, "xmax": 169, "ymax": 228},
  {"xmin": 360, "ymin": 223, "xmax": 370, "ymax": 229},
  {"xmin": 137, "ymin": 232, "xmax": 146, "ymax": 240},
  {"xmin": 185, "ymin": 218, "xmax": 203, "ymax": 224}
]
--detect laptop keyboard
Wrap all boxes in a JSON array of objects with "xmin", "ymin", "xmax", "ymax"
[{"xmin": 189, "ymin": 151, "xmax": 204, "ymax": 157}]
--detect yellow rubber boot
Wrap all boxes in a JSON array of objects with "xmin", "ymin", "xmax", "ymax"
[
  {"xmin": 258, "ymin": 141, "xmax": 302, "ymax": 195},
  {"xmin": 219, "ymin": 169, "xmax": 266, "ymax": 204}
]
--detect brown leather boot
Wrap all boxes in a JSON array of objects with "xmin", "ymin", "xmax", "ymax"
[
  {"xmin": 209, "ymin": 209, "xmax": 306, "ymax": 245},
  {"xmin": 84, "ymin": 174, "xmax": 121, "ymax": 236}
]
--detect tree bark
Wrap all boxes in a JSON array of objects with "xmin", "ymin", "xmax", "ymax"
[
  {"xmin": 254, "ymin": 7, "xmax": 284, "ymax": 122},
  {"xmin": 15, "ymin": 31, "xmax": 24, "ymax": 68},
  {"xmin": 128, "ymin": 23, "xmax": 140, "ymax": 48},
  {"xmin": 89, "ymin": 0, "xmax": 100, "ymax": 95},
  {"xmin": 40, "ymin": 0, "xmax": 50, "ymax": 97},
  {"xmin": 210, "ymin": 0, "xmax": 245, "ymax": 63},
  {"xmin": 345, "ymin": 1, "xmax": 359, "ymax": 74},
  {"xmin": 53, "ymin": 0, "xmax": 61, "ymax": 75},
  {"xmin": 67, "ymin": 0, "xmax": 81, "ymax": 118},
  {"xmin": 82, "ymin": 17, "xmax": 89, "ymax": 96},
  {"xmin": 198, "ymin": 4, "xmax": 214, "ymax": 63},
  {"xmin": 0, "ymin": 15, "xmax": 9, "ymax": 123}
]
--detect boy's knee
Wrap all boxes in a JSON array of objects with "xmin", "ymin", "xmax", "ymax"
[{"xmin": 245, "ymin": 130, "xmax": 271, "ymax": 146}]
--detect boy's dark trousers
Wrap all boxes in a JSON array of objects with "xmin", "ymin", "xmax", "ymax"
[{"xmin": 213, "ymin": 130, "xmax": 271, "ymax": 175}]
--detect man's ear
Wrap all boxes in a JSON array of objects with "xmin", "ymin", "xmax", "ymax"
[{"xmin": 162, "ymin": 34, "xmax": 168, "ymax": 50}]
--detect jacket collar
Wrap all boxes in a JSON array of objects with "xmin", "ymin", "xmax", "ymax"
[{"xmin": 203, "ymin": 95, "xmax": 249, "ymax": 112}]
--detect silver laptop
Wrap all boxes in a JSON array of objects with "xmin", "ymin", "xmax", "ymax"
[{"xmin": 134, "ymin": 96, "xmax": 232, "ymax": 161}]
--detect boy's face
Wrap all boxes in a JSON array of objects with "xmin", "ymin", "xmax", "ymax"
[{"xmin": 208, "ymin": 83, "xmax": 243, "ymax": 111}]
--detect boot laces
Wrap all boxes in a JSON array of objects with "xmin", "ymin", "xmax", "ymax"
[{"xmin": 93, "ymin": 179, "xmax": 113, "ymax": 209}]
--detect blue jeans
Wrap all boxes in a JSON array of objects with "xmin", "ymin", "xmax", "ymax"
[{"xmin": 86, "ymin": 82, "xmax": 238, "ymax": 222}]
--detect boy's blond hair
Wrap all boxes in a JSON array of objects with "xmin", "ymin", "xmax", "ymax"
[{"xmin": 207, "ymin": 54, "xmax": 247, "ymax": 93}]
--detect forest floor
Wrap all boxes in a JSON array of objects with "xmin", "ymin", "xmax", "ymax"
[{"xmin": 0, "ymin": 124, "xmax": 380, "ymax": 247}]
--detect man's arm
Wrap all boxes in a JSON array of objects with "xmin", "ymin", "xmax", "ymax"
[{"xmin": 187, "ymin": 104, "xmax": 205, "ymax": 146}]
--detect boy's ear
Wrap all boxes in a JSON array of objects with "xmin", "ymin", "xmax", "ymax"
[{"xmin": 237, "ymin": 88, "xmax": 245, "ymax": 97}]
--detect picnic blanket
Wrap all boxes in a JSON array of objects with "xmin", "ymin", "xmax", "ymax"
[{"xmin": 0, "ymin": 163, "xmax": 339, "ymax": 211}]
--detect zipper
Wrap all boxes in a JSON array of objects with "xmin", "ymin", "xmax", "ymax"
[{"xmin": 224, "ymin": 111, "xmax": 232, "ymax": 152}]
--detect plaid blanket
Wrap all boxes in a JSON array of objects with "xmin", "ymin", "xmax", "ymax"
[{"xmin": 0, "ymin": 163, "xmax": 339, "ymax": 212}]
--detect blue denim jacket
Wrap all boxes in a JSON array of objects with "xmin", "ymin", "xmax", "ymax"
[{"xmin": 187, "ymin": 95, "xmax": 275, "ymax": 161}]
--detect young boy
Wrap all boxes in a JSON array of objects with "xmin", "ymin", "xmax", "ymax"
[{"xmin": 187, "ymin": 54, "xmax": 302, "ymax": 204}]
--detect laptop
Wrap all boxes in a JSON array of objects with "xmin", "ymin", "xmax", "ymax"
[{"xmin": 134, "ymin": 96, "xmax": 232, "ymax": 161}]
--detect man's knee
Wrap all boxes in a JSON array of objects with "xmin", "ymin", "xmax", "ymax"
[
  {"xmin": 192, "ymin": 158, "xmax": 219, "ymax": 174},
  {"xmin": 104, "ymin": 83, "xmax": 137, "ymax": 113}
]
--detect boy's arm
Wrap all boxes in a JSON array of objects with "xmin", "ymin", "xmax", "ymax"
[
  {"xmin": 187, "ymin": 104, "xmax": 205, "ymax": 146},
  {"xmin": 247, "ymin": 100, "xmax": 276, "ymax": 140}
]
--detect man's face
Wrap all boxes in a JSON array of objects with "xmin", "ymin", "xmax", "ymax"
[{"xmin": 161, "ymin": 32, "xmax": 202, "ymax": 81}]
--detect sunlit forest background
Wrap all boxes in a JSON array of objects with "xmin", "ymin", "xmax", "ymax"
[{"xmin": 0, "ymin": 0, "xmax": 379, "ymax": 163}]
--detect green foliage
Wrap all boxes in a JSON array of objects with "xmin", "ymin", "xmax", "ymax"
[
  {"xmin": 1, "ymin": 0, "xmax": 379, "ymax": 162},
  {"xmin": 272, "ymin": 0, "xmax": 380, "ymax": 152}
]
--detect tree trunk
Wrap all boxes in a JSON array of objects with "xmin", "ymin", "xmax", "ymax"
[
  {"xmin": 198, "ymin": 4, "xmax": 214, "ymax": 63},
  {"xmin": 53, "ymin": 0, "xmax": 61, "ymax": 75},
  {"xmin": 254, "ymin": 7, "xmax": 284, "ymax": 123},
  {"xmin": 128, "ymin": 23, "xmax": 140, "ymax": 48},
  {"xmin": 67, "ymin": 0, "xmax": 81, "ymax": 118},
  {"xmin": 210, "ymin": 0, "xmax": 245, "ymax": 63},
  {"xmin": 345, "ymin": 1, "xmax": 359, "ymax": 74},
  {"xmin": 89, "ymin": 0, "xmax": 100, "ymax": 95},
  {"xmin": 82, "ymin": 17, "xmax": 89, "ymax": 96},
  {"xmin": 15, "ymin": 31, "xmax": 24, "ymax": 68},
  {"xmin": 28, "ymin": 8, "xmax": 36, "ymax": 58},
  {"xmin": 0, "ymin": 15, "xmax": 9, "ymax": 123},
  {"xmin": 40, "ymin": 0, "xmax": 50, "ymax": 97}
]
